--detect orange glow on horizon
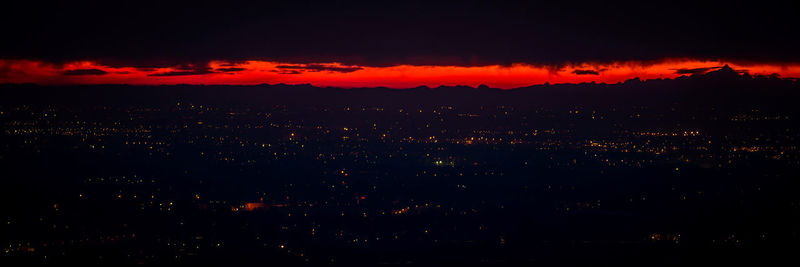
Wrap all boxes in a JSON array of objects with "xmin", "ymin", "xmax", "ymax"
[
  {"xmin": 243, "ymin": 203, "xmax": 266, "ymax": 211},
  {"xmin": 2, "ymin": 59, "xmax": 799, "ymax": 89}
]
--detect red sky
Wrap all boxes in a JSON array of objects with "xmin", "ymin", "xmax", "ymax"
[{"xmin": 2, "ymin": 59, "xmax": 799, "ymax": 89}]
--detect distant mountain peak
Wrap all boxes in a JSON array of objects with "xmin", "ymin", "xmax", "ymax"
[
  {"xmin": 717, "ymin": 64, "xmax": 737, "ymax": 74},
  {"xmin": 623, "ymin": 77, "xmax": 642, "ymax": 84},
  {"xmin": 718, "ymin": 64, "xmax": 736, "ymax": 73},
  {"xmin": 704, "ymin": 64, "xmax": 743, "ymax": 80}
]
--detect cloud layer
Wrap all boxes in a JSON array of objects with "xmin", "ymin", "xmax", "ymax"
[
  {"xmin": 3, "ymin": 59, "xmax": 799, "ymax": 89},
  {"xmin": 61, "ymin": 69, "xmax": 108, "ymax": 76}
]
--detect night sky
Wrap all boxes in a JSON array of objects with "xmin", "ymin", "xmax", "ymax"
[{"xmin": 2, "ymin": 0, "xmax": 799, "ymax": 87}]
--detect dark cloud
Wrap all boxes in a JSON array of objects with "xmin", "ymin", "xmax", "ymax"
[
  {"xmin": 275, "ymin": 64, "xmax": 363, "ymax": 73},
  {"xmin": 147, "ymin": 64, "xmax": 216, "ymax": 76},
  {"xmin": 0, "ymin": 62, "xmax": 21, "ymax": 78},
  {"xmin": 2, "ymin": 1, "xmax": 799, "ymax": 67},
  {"xmin": 217, "ymin": 61, "xmax": 250, "ymax": 67},
  {"xmin": 147, "ymin": 70, "xmax": 215, "ymax": 76},
  {"xmin": 271, "ymin": 70, "xmax": 303, "ymax": 75},
  {"xmin": 216, "ymin": 67, "xmax": 246, "ymax": 72},
  {"xmin": 61, "ymin": 69, "xmax": 109, "ymax": 76},
  {"xmin": 572, "ymin": 69, "xmax": 600, "ymax": 75},
  {"xmin": 674, "ymin": 66, "xmax": 722, "ymax": 75}
]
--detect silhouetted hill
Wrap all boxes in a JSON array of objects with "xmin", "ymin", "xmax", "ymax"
[{"xmin": 1, "ymin": 67, "xmax": 798, "ymax": 109}]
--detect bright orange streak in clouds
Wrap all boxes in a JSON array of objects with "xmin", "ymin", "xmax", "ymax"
[{"xmin": 2, "ymin": 59, "xmax": 800, "ymax": 89}]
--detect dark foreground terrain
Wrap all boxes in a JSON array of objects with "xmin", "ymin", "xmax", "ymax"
[{"xmin": 2, "ymin": 69, "xmax": 800, "ymax": 266}]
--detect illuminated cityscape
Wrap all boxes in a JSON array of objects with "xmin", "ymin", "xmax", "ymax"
[{"xmin": 2, "ymin": 73, "xmax": 800, "ymax": 265}]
